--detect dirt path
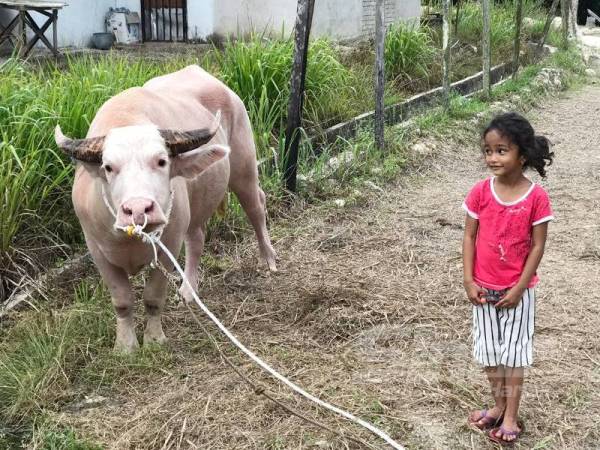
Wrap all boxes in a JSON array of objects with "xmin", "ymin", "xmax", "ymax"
[{"xmin": 61, "ymin": 87, "xmax": 600, "ymax": 449}]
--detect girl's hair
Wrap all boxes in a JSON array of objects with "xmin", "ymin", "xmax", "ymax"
[{"xmin": 483, "ymin": 112, "xmax": 554, "ymax": 177}]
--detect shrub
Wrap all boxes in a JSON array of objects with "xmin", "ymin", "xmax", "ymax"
[
  {"xmin": 212, "ymin": 34, "xmax": 355, "ymax": 174},
  {"xmin": 384, "ymin": 22, "xmax": 437, "ymax": 84}
]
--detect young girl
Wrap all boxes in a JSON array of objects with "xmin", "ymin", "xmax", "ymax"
[{"xmin": 462, "ymin": 112, "xmax": 554, "ymax": 445}]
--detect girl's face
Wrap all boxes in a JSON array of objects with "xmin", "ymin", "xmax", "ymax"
[{"xmin": 483, "ymin": 129, "xmax": 525, "ymax": 177}]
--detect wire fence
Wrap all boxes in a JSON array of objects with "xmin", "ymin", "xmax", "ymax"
[{"xmin": 283, "ymin": 0, "xmax": 576, "ymax": 192}]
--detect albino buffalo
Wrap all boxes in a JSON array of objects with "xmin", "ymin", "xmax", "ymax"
[{"xmin": 55, "ymin": 65, "xmax": 277, "ymax": 352}]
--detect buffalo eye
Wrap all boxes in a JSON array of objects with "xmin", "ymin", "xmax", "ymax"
[
  {"xmin": 103, "ymin": 164, "xmax": 113, "ymax": 173},
  {"xmin": 157, "ymin": 158, "xmax": 167, "ymax": 168}
]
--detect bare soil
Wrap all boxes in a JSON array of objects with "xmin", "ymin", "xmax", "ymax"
[{"xmin": 54, "ymin": 86, "xmax": 600, "ymax": 449}]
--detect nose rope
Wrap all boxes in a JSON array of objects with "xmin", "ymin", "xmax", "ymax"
[
  {"xmin": 101, "ymin": 184, "xmax": 117, "ymax": 218},
  {"xmin": 118, "ymin": 215, "xmax": 405, "ymax": 450},
  {"xmin": 102, "ymin": 183, "xmax": 175, "ymax": 242},
  {"xmin": 114, "ymin": 214, "xmax": 160, "ymax": 266}
]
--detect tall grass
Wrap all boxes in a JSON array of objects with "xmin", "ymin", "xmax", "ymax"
[
  {"xmin": 529, "ymin": 18, "xmax": 562, "ymax": 47},
  {"xmin": 0, "ymin": 279, "xmax": 172, "ymax": 447},
  {"xmin": 456, "ymin": 2, "xmax": 517, "ymax": 56},
  {"xmin": 454, "ymin": 0, "xmax": 551, "ymax": 61},
  {"xmin": 384, "ymin": 22, "xmax": 437, "ymax": 85},
  {"xmin": 0, "ymin": 280, "xmax": 113, "ymax": 424},
  {"xmin": 212, "ymin": 34, "xmax": 359, "ymax": 175}
]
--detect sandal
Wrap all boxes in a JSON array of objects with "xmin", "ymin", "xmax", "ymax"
[
  {"xmin": 488, "ymin": 426, "xmax": 522, "ymax": 446},
  {"xmin": 467, "ymin": 409, "xmax": 503, "ymax": 431}
]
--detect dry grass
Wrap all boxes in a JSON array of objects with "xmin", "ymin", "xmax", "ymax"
[{"xmin": 4, "ymin": 86, "xmax": 600, "ymax": 449}]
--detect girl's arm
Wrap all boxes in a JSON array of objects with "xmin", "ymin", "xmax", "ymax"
[
  {"xmin": 463, "ymin": 215, "xmax": 484, "ymax": 305},
  {"xmin": 496, "ymin": 222, "xmax": 549, "ymax": 308}
]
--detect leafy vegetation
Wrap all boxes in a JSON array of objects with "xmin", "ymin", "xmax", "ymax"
[{"xmin": 385, "ymin": 22, "xmax": 437, "ymax": 84}]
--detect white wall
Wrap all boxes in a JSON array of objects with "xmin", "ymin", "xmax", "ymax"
[
  {"xmin": 0, "ymin": 0, "xmax": 141, "ymax": 49},
  {"xmin": 187, "ymin": 0, "xmax": 214, "ymax": 41},
  {"xmin": 212, "ymin": 0, "xmax": 297, "ymax": 39},
  {"xmin": 1, "ymin": 0, "xmax": 421, "ymax": 50},
  {"xmin": 200, "ymin": 0, "xmax": 420, "ymax": 41},
  {"xmin": 313, "ymin": 0, "xmax": 363, "ymax": 40}
]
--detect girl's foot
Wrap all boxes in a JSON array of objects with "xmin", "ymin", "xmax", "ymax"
[
  {"xmin": 468, "ymin": 406, "xmax": 504, "ymax": 430},
  {"xmin": 489, "ymin": 419, "xmax": 522, "ymax": 445}
]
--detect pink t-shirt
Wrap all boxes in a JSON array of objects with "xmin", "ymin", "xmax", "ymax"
[{"xmin": 462, "ymin": 177, "xmax": 553, "ymax": 290}]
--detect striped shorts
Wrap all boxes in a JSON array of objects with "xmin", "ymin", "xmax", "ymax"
[{"xmin": 472, "ymin": 288, "xmax": 536, "ymax": 368}]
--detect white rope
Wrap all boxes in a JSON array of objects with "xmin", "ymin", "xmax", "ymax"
[
  {"xmin": 102, "ymin": 183, "xmax": 175, "ymax": 242},
  {"xmin": 126, "ymin": 225, "xmax": 404, "ymax": 450},
  {"xmin": 101, "ymin": 183, "xmax": 118, "ymax": 218}
]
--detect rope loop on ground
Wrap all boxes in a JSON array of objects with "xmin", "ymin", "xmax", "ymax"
[{"xmin": 121, "ymin": 217, "xmax": 404, "ymax": 450}]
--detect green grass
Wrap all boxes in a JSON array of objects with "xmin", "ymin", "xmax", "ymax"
[
  {"xmin": 1, "ymin": 420, "xmax": 103, "ymax": 450},
  {"xmin": 212, "ymin": 34, "xmax": 363, "ymax": 174},
  {"xmin": 385, "ymin": 22, "xmax": 437, "ymax": 86},
  {"xmin": 0, "ymin": 278, "xmax": 174, "ymax": 447},
  {"xmin": 30, "ymin": 423, "xmax": 103, "ymax": 450},
  {"xmin": 454, "ymin": 0, "xmax": 552, "ymax": 63},
  {"xmin": 0, "ymin": 280, "xmax": 113, "ymax": 424},
  {"xmin": 529, "ymin": 18, "xmax": 563, "ymax": 47}
]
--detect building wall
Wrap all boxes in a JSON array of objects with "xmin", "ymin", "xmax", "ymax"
[
  {"xmin": 1, "ymin": 0, "xmax": 420, "ymax": 50},
  {"xmin": 361, "ymin": 0, "xmax": 420, "ymax": 36},
  {"xmin": 0, "ymin": 0, "xmax": 140, "ymax": 49},
  {"xmin": 187, "ymin": 0, "xmax": 214, "ymax": 41},
  {"xmin": 207, "ymin": 0, "xmax": 420, "ymax": 41}
]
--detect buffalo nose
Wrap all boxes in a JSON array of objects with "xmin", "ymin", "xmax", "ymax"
[{"xmin": 120, "ymin": 198, "xmax": 157, "ymax": 225}]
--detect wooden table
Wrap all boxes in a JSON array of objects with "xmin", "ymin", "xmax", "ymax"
[{"xmin": 0, "ymin": 1, "xmax": 67, "ymax": 57}]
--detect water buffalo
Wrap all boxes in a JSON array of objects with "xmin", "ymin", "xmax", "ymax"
[{"xmin": 55, "ymin": 65, "xmax": 277, "ymax": 352}]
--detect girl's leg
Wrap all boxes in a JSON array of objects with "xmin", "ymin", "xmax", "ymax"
[
  {"xmin": 470, "ymin": 302, "xmax": 505, "ymax": 425},
  {"xmin": 486, "ymin": 365, "xmax": 506, "ymax": 415},
  {"xmin": 470, "ymin": 365, "xmax": 505, "ymax": 426},
  {"xmin": 492, "ymin": 289, "xmax": 535, "ymax": 442},
  {"xmin": 491, "ymin": 367, "xmax": 524, "ymax": 441}
]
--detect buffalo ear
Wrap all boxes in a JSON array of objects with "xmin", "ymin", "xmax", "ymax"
[
  {"xmin": 54, "ymin": 125, "xmax": 104, "ymax": 164},
  {"xmin": 160, "ymin": 110, "xmax": 221, "ymax": 156},
  {"xmin": 171, "ymin": 144, "xmax": 230, "ymax": 179}
]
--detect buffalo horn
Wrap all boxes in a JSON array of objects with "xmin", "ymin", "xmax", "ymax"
[
  {"xmin": 160, "ymin": 110, "xmax": 222, "ymax": 156},
  {"xmin": 54, "ymin": 125, "xmax": 104, "ymax": 164}
]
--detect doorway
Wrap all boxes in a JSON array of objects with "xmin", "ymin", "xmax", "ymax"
[{"xmin": 141, "ymin": 0, "xmax": 187, "ymax": 42}]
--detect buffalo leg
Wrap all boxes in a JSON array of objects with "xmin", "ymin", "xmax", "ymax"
[
  {"xmin": 87, "ymin": 239, "xmax": 139, "ymax": 353},
  {"xmin": 179, "ymin": 225, "xmax": 206, "ymax": 304},
  {"xmin": 143, "ymin": 267, "xmax": 168, "ymax": 345},
  {"xmin": 233, "ymin": 186, "xmax": 277, "ymax": 271}
]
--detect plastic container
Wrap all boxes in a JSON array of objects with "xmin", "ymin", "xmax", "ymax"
[{"xmin": 92, "ymin": 32, "xmax": 114, "ymax": 50}]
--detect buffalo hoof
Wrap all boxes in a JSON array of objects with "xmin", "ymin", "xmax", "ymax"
[
  {"xmin": 114, "ymin": 317, "xmax": 140, "ymax": 353},
  {"xmin": 267, "ymin": 258, "xmax": 278, "ymax": 272},
  {"xmin": 113, "ymin": 337, "xmax": 140, "ymax": 353},
  {"xmin": 178, "ymin": 284, "xmax": 197, "ymax": 306},
  {"xmin": 144, "ymin": 318, "xmax": 167, "ymax": 345},
  {"xmin": 143, "ymin": 333, "xmax": 167, "ymax": 346}
]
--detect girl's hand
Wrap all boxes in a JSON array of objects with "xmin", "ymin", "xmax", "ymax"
[
  {"xmin": 495, "ymin": 286, "xmax": 524, "ymax": 308},
  {"xmin": 464, "ymin": 281, "xmax": 485, "ymax": 306}
]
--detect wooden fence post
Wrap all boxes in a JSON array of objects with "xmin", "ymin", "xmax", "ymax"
[
  {"xmin": 512, "ymin": 0, "xmax": 524, "ymax": 79},
  {"xmin": 443, "ymin": 0, "xmax": 451, "ymax": 107},
  {"xmin": 283, "ymin": 0, "xmax": 315, "ymax": 193},
  {"xmin": 454, "ymin": 0, "xmax": 462, "ymax": 35},
  {"xmin": 560, "ymin": 0, "xmax": 570, "ymax": 49},
  {"xmin": 538, "ymin": 0, "xmax": 560, "ymax": 53},
  {"xmin": 482, "ymin": 0, "xmax": 491, "ymax": 98},
  {"xmin": 374, "ymin": 0, "xmax": 385, "ymax": 151}
]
